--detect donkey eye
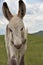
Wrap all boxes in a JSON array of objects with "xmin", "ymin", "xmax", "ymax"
[
  {"xmin": 9, "ymin": 28, "xmax": 12, "ymax": 32},
  {"xmin": 21, "ymin": 27, "xmax": 23, "ymax": 31}
]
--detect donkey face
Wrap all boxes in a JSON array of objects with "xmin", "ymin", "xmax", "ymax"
[
  {"xmin": 2, "ymin": 1, "xmax": 26, "ymax": 49},
  {"xmin": 8, "ymin": 15, "xmax": 26, "ymax": 49}
]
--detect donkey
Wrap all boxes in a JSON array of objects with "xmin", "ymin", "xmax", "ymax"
[{"xmin": 2, "ymin": 0, "xmax": 27, "ymax": 65}]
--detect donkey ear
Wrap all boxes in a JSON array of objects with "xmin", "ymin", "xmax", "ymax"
[
  {"xmin": 18, "ymin": 0, "xmax": 26, "ymax": 19},
  {"xmin": 2, "ymin": 2, "xmax": 13, "ymax": 20}
]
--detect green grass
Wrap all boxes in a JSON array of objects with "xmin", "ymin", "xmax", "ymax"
[
  {"xmin": 25, "ymin": 35, "xmax": 43, "ymax": 65},
  {"xmin": 0, "ymin": 35, "xmax": 7, "ymax": 65},
  {"xmin": 0, "ymin": 35, "xmax": 43, "ymax": 65}
]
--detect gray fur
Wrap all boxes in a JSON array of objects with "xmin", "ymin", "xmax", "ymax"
[{"xmin": 2, "ymin": 0, "xmax": 27, "ymax": 65}]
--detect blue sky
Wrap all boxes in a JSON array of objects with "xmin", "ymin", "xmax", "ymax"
[
  {"xmin": 29, "ymin": 0, "xmax": 43, "ymax": 3},
  {"xmin": 0, "ymin": 0, "xmax": 43, "ymax": 34},
  {"xmin": 25, "ymin": 0, "xmax": 43, "ymax": 3}
]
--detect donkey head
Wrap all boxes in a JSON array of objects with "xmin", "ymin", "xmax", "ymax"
[{"xmin": 2, "ymin": 0, "xmax": 26, "ymax": 49}]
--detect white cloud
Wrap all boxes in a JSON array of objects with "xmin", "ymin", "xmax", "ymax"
[
  {"xmin": 0, "ymin": 17, "xmax": 9, "ymax": 25},
  {"xmin": 24, "ymin": 14, "xmax": 43, "ymax": 33},
  {"xmin": 23, "ymin": 2, "xmax": 43, "ymax": 33},
  {"xmin": 0, "ymin": 19, "xmax": 6, "ymax": 34},
  {"xmin": 0, "ymin": 20, "xmax": 4, "ymax": 25},
  {"xmin": 26, "ymin": 3, "xmax": 43, "ymax": 15}
]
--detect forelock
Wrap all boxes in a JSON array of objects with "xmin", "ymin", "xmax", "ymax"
[{"xmin": 9, "ymin": 15, "xmax": 24, "ymax": 30}]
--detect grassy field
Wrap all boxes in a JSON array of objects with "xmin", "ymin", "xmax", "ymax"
[
  {"xmin": 0, "ymin": 35, "xmax": 43, "ymax": 65},
  {"xmin": 0, "ymin": 35, "xmax": 7, "ymax": 65}
]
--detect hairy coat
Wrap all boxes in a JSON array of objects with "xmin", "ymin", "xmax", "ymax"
[{"xmin": 2, "ymin": 0, "xmax": 27, "ymax": 65}]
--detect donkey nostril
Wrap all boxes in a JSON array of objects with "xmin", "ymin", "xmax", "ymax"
[{"xmin": 14, "ymin": 44, "xmax": 22, "ymax": 49}]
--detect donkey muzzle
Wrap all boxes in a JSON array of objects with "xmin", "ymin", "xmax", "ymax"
[
  {"xmin": 11, "ymin": 39, "xmax": 26, "ymax": 49},
  {"xmin": 14, "ymin": 44, "xmax": 22, "ymax": 49}
]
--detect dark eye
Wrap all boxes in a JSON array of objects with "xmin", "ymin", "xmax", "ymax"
[
  {"xmin": 21, "ymin": 27, "xmax": 23, "ymax": 31},
  {"xmin": 9, "ymin": 28, "xmax": 12, "ymax": 32}
]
